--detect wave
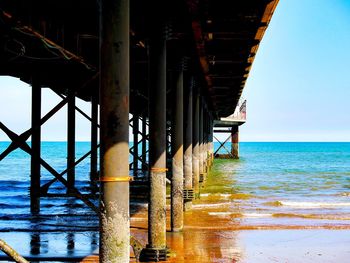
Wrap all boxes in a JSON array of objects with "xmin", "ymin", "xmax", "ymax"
[
  {"xmin": 206, "ymin": 211, "xmax": 350, "ymax": 220},
  {"xmin": 272, "ymin": 213, "xmax": 350, "ymax": 220},
  {"xmin": 200, "ymin": 193, "xmax": 232, "ymax": 198},
  {"xmin": 265, "ymin": 200, "xmax": 350, "ymax": 208},
  {"xmin": 192, "ymin": 202, "xmax": 232, "ymax": 209},
  {"xmin": 339, "ymin": 192, "xmax": 350, "ymax": 197},
  {"xmin": 207, "ymin": 212, "xmax": 273, "ymax": 218},
  {"xmin": 242, "ymin": 213, "xmax": 272, "ymax": 218},
  {"xmin": 200, "ymin": 193, "xmax": 253, "ymax": 200}
]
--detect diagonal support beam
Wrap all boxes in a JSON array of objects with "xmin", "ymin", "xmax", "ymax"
[
  {"xmin": 0, "ymin": 73, "xmax": 100, "ymax": 161},
  {"xmin": 0, "ymin": 123, "xmax": 32, "ymax": 161},
  {"xmin": 40, "ymin": 144, "xmax": 101, "ymax": 193},
  {"xmin": 213, "ymin": 134, "xmax": 234, "ymax": 158},
  {"xmin": 54, "ymin": 92, "xmax": 101, "ymax": 128},
  {"xmin": 0, "ymin": 122, "xmax": 98, "ymax": 213}
]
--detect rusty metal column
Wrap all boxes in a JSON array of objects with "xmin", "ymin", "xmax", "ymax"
[
  {"xmin": 100, "ymin": 0, "xmax": 130, "ymax": 261},
  {"xmin": 30, "ymin": 79, "xmax": 41, "ymax": 214},
  {"xmin": 90, "ymin": 90, "xmax": 98, "ymax": 188},
  {"xmin": 192, "ymin": 85, "xmax": 200, "ymax": 198},
  {"xmin": 141, "ymin": 112, "xmax": 148, "ymax": 172},
  {"xmin": 199, "ymin": 98, "xmax": 204, "ymax": 182},
  {"xmin": 67, "ymin": 89, "xmax": 75, "ymax": 193},
  {"xmin": 231, "ymin": 126, "xmax": 239, "ymax": 159},
  {"xmin": 143, "ymin": 19, "xmax": 168, "ymax": 260},
  {"xmin": 210, "ymin": 117, "xmax": 214, "ymax": 164},
  {"xmin": 207, "ymin": 114, "xmax": 211, "ymax": 168},
  {"xmin": 171, "ymin": 60, "xmax": 184, "ymax": 232},
  {"xmin": 208, "ymin": 116, "xmax": 213, "ymax": 164},
  {"xmin": 204, "ymin": 112, "xmax": 208, "ymax": 171},
  {"xmin": 133, "ymin": 114, "xmax": 139, "ymax": 177},
  {"xmin": 206, "ymin": 113, "xmax": 210, "ymax": 169},
  {"xmin": 183, "ymin": 76, "xmax": 193, "ymax": 210}
]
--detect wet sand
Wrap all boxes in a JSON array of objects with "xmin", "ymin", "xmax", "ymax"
[{"xmin": 80, "ymin": 200, "xmax": 350, "ymax": 263}]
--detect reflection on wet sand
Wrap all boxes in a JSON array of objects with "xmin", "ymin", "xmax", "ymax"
[
  {"xmin": 30, "ymin": 233, "xmax": 40, "ymax": 255},
  {"xmin": 129, "ymin": 201, "xmax": 243, "ymax": 263}
]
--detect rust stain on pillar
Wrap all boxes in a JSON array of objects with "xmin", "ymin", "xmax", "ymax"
[
  {"xmin": 231, "ymin": 126, "xmax": 239, "ymax": 159},
  {"xmin": 100, "ymin": 0, "xmax": 130, "ymax": 261}
]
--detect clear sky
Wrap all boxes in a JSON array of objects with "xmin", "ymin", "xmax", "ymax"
[
  {"xmin": 0, "ymin": 0, "xmax": 350, "ymax": 142},
  {"xmin": 240, "ymin": 0, "xmax": 350, "ymax": 142}
]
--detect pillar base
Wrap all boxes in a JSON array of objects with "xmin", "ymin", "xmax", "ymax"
[
  {"xmin": 199, "ymin": 173, "xmax": 207, "ymax": 183},
  {"xmin": 184, "ymin": 201, "xmax": 192, "ymax": 211},
  {"xmin": 183, "ymin": 188, "xmax": 194, "ymax": 201},
  {"xmin": 215, "ymin": 153, "xmax": 239, "ymax": 159},
  {"xmin": 140, "ymin": 247, "xmax": 168, "ymax": 262}
]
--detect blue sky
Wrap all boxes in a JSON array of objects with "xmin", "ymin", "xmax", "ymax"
[
  {"xmin": 1, "ymin": 0, "xmax": 350, "ymax": 142},
  {"xmin": 240, "ymin": 0, "xmax": 350, "ymax": 141}
]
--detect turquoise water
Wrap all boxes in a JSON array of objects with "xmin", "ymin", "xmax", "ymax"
[
  {"xmin": 205, "ymin": 142, "xmax": 350, "ymax": 228},
  {"xmin": 0, "ymin": 142, "xmax": 349, "ymax": 258}
]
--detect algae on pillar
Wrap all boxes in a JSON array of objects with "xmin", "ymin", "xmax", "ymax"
[
  {"xmin": 171, "ymin": 59, "xmax": 184, "ymax": 232},
  {"xmin": 141, "ymin": 13, "xmax": 168, "ymax": 262},
  {"xmin": 99, "ymin": 0, "xmax": 130, "ymax": 261}
]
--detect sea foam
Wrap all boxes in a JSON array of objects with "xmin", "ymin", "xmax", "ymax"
[{"xmin": 280, "ymin": 201, "xmax": 350, "ymax": 208}]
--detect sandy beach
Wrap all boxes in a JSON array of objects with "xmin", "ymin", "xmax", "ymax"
[
  {"xmin": 123, "ymin": 202, "xmax": 350, "ymax": 263},
  {"xmin": 82, "ymin": 197, "xmax": 350, "ymax": 262}
]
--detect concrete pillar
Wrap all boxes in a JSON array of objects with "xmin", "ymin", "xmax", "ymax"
[
  {"xmin": 90, "ymin": 90, "xmax": 98, "ymax": 189},
  {"xmin": 143, "ymin": 19, "xmax": 168, "ymax": 260},
  {"xmin": 67, "ymin": 89, "xmax": 75, "ymax": 193},
  {"xmin": 30, "ymin": 79, "xmax": 41, "ymax": 214},
  {"xmin": 183, "ymin": 76, "xmax": 193, "ymax": 210},
  {"xmin": 133, "ymin": 114, "xmax": 139, "ymax": 177},
  {"xmin": 171, "ymin": 62, "xmax": 184, "ymax": 232},
  {"xmin": 99, "ymin": 0, "xmax": 130, "ymax": 261},
  {"xmin": 231, "ymin": 126, "xmax": 239, "ymax": 159},
  {"xmin": 192, "ymin": 85, "xmax": 200, "ymax": 197}
]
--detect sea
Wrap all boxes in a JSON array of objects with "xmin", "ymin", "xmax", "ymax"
[{"xmin": 0, "ymin": 142, "xmax": 349, "ymax": 259}]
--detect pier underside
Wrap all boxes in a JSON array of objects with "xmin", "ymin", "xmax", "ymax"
[{"xmin": 0, "ymin": 0, "xmax": 278, "ymax": 261}]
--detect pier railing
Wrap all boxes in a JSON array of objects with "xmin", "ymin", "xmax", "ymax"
[{"xmin": 221, "ymin": 99, "xmax": 246, "ymax": 122}]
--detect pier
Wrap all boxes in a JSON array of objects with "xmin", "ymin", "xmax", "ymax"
[{"xmin": 0, "ymin": 0, "xmax": 278, "ymax": 262}]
